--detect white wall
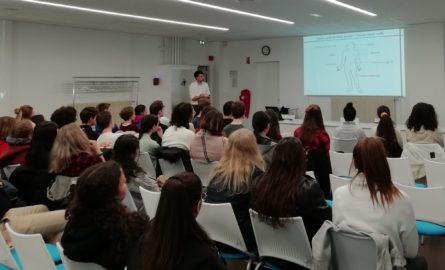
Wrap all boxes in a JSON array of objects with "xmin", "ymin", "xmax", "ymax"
[
  {"xmin": 0, "ymin": 21, "xmax": 209, "ymax": 118},
  {"xmin": 2, "ymin": 21, "xmax": 445, "ymax": 126},
  {"xmin": 212, "ymin": 23, "xmax": 445, "ymax": 126}
]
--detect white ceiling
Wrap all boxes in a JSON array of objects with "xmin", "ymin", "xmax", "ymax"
[{"xmin": 0, "ymin": 0, "xmax": 445, "ymax": 41}]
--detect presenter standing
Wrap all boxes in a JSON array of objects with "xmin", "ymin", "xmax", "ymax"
[{"xmin": 189, "ymin": 70, "xmax": 210, "ymax": 114}]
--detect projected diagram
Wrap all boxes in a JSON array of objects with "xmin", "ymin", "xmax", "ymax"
[
  {"xmin": 337, "ymin": 43, "xmax": 361, "ymax": 93},
  {"xmin": 304, "ymin": 29, "xmax": 405, "ymax": 97}
]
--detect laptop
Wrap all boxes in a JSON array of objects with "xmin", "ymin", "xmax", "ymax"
[{"xmin": 265, "ymin": 106, "xmax": 284, "ymax": 120}]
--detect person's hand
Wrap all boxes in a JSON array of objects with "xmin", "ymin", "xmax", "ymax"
[
  {"xmin": 89, "ymin": 140, "xmax": 102, "ymax": 155},
  {"xmin": 156, "ymin": 126, "xmax": 163, "ymax": 138}
]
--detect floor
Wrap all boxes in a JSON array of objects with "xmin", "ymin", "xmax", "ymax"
[{"xmin": 227, "ymin": 236, "xmax": 445, "ymax": 270}]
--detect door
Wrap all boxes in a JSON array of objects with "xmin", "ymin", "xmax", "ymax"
[{"xmin": 253, "ymin": 62, "xmax": 280, "ymax": 116}]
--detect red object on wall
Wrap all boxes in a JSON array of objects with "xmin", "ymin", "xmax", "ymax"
[
  {"xmin": 239, "ymin": 89, "xmax": 251, "ymax": 118},
  {"xmin": 246, "ymin": 57, "xmax": 250, "ymax": 64},
  {"xmin": 153, "ymin": 78, "xmax": 160, "ymax": 85},
  {"xmin": 208, "ymin": 55, "xmax": 214, "ymax": 61}
]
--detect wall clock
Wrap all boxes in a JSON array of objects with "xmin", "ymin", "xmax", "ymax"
[{"xmin": 261, "ymin": 45, "xmax": 271, "ymax": 56}]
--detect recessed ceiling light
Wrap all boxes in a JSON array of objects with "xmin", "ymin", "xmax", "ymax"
[
  {"xmin": 177, "ymin": 0, "xmax": 294, "ymax": 25},
  {"xmin": 18, "ymin": 0, "xmax": 229, "ymax": 31},
  {"xmin": 310, "ymin": 13, "xmax": 322, "ymax": 17},
  {"xmin": 325, "ymin": 0, "xmax": 377, "ymax": 17}
]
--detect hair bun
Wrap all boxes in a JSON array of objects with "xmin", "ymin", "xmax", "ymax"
[{"xmin": 346, "ymin": 102, "xmax": 353, "ymax": 108}]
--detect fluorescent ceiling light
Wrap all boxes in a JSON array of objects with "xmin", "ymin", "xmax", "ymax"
[
  {"xmin": 325, "ymin": 0, "xmax": 377, "ymax": 17},
  {"xmin": 178, "ymin": 0, "xmax": 294, "ymax": 25},
  {"xmin": 19, "ymin": 0, "xmax": 229, "ymax": 31}
]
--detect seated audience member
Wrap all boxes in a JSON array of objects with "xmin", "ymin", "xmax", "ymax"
[
  {"xmin": 62, "ymin": 161, "xmax": 148, "ymax": 270},
  {"xmin": 333, "ymin": 138, "xmax": 427, "ymax": 270},
  {"xmin": 79, "ymin": 106, "xmax": 99, "ymax": 140},
  {"xmin": 252, "ymin": 111, "xmax": 275, "ymax": 166},
  {"xmin": 95, "ymin": 103, "xmax": 119, "ymax": 134},
  {"xmin": 10, "ymin": 121, "xmax": 58, "ymax": 205},
  {"xmin": 139, "ymin": 115, "xmax": 161, "ymax": 166},
  {"xmin": 376, "ymin": 113, "xmax": 403, "ymax": 157},
  {"xmin": 149, "ymin": 100, "xmax": 170, "ymax": 128},
  {"xmin": 0, "ymin": 117, "xmax": 15, "ymax": 153},
  {"xmin": 206, "ymin": 129, "xmax": 264, "ymax": 251},
  {"xmin": 119, "ymin": 106, "xmax": 139, "ymax": 132},
  {"xmin": 149, "ymin": 100, "xmax": 169, "ymax": 145},
  {"xmin": 162, "ymin": 102, "xmax": 195, "ymax": 151},
  {"xmin": 133, "ymin": 104, "xmax": 147, "ymax": 127},
  {"xmin": 47, "ymin": 123, "xmax": 105, "ymax": 209},
  {"xmin": 192, "ymin": 98, "xmax": 211, "ymax": 130},
  {"xmin": 406, "ymin": 102, "xmax": 444, "ymax": 147},
  {"xmin": 294, "ymin": 105, "xmax": 332, "ymax": 199},
  {"xmin": 0, "ymin": 120, "xmax": 34, "ymax": 167},
  {"xmin": 190, "ymin": 107, "xmax": 226, "ymax": 162},
  {"xmin": 50, "ymin": 123, "xmax": 104, "ymax": 178},
  {"xmin": 112, "ymin": 135, "xmax": 159, "ymax": 211},
  {"xmin": 372, "ymin": 105, "xmax": 403, "ymax": 147},
  {"xmin": 50, "ymin": 106, "xmax": 77, "ymax": 128},
  {"xmin": 14, "ymin": 105, "xmax": 34, "ymax": 126},
  {"xmin": 251, "ymin": 137, "xmax": 331, "ymax": 249},
  {"xmin": 30, "ymin": 114, "xmax": 45, "ymax": 125},
  {"xmin": 96, "ymin": 111, "xmax": 123, "ymax": 148},
  {"xmin": 222, "ymin": 101, "xmax": 246, "ymax": 137},
  {"xmin": 222, "ymin": 100, "xmax": 233, "ymax": 128},
  {"xmin": 128, "ymin": 172, "xmax": 226, "ymax": 270},
  {"xmin": 265, "ymin": 109, "xmax": 282, "ymax": 143},
  {"xmin": 334, "ymin": 102, "xmax": 366, "ymax": 141}
]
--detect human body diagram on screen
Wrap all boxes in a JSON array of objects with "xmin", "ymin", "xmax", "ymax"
[{"xmin": 337, "ymin": 43, "xmax": 361, "ymax": 92}]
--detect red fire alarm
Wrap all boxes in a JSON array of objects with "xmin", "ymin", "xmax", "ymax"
[
  {"xmin": 153, "ymin": 78, "xmax": 160, "ymax": 85},
  {"xmin": 208, "ymin": 55, "xmax": 214, "ymax": 61}
]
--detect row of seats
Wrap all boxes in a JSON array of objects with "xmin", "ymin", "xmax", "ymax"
[{"xmin": 137, "ymin": 185, "xmax": 380, "ymax": 270}]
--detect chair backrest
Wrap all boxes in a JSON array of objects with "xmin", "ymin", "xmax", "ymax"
[
  {"xmin": 197, "ymin": 202, "xmax": 248, "ymax": 253},
  {"xmin": 329, "ymin": 174, "xmax": 351, "ymax": 194},
  {"xmin": 329, "ymin": 230, "xmax": 378, "ymax": 270},
  {"xmin": 306, "ymin": 171, "xmax": 315, "ymax": 179},
  {"xmin": 122, "ymin": 188, "xmax": 137, "ymax": 212},
  {"xmin": 394, "ymin": 183, "xmax": 445, "ymax": 226},
  {"xmin": 329, "ymin": 151, "xmax": 354, "ymax": 177},
  {"xmin": 190, "ymin": 159, "xmax": 217, "ymax": 187},
  {"xmin": 402, "ymin": 143, "xmax": 445, "ymax": 179},
  {"xmin": 136, "ymin": 152, "xmax": 157, "ymax": 180},
  {"xmin": 139, "ymin": 186, "xmax": 161, "ymax": 218},
  {"xmin": 387, "ymin": 157, "xmax": 416, "ymax": 186},
  {"xmin": 332, "ymin": 137, "xmax": 357, "ymax": 153},
  {"xmin": 5, "ymin": 223, "xmax": 57, "ymax": 270},
  {"xmin": 424, "ymin": 159, "xmax": 445, "ymax": 187},
  {"xmin": 3, "ymin": 164, "xmax": 20, "ymax": 180},
  {"xmin": 249, "ymin": 209, "xmax": 312, "ymax": 269},
  {"xmin": 56, "ymin": 242, "xmax": 105, "ymax": 270},
  {"xmin": 0, "ymin": 231, "xmax": 19, "ymax": 269},
  {"xmin": 158, "ymin": 158, "xmax": 185, "ymax": 178}
]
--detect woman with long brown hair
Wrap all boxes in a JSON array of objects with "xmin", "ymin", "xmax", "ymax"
[
  {"xmin": 251, "ymin": 137, "xmax": 331, "ymax": 240},
  {"xmin": 376, "ymin": 113, "xmax": 402, "ymax": 157},
  {"xmin": 333, "ymin": 138, "xmax": 427, "ymax": 270},
  {"xmin": 294, "ymin": 104, "xmax": 330, "ymax": 156},
  {"xmin": 294, "ymin": 104, "xmax": 332, "ymax": 198},
  {"xmin": 128, "ymin": 172, "xmax": 226, "ymax": 270},
  {"xmin": 62, "ymin": 161, "xmax": 148, "ymax": 270}
]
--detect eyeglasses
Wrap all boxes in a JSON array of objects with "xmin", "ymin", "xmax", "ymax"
[{"xmin": 201, "ymin": 192, "xmax": 207, "ymax": 201}]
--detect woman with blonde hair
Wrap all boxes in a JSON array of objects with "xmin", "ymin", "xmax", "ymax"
[
  {"xmin": 206, "ymin": 128, "xmax": 264, "ymax": 251},
  {"xmin": 50, "ymin": 123, "xmax": 104, "ymax": 177}
]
